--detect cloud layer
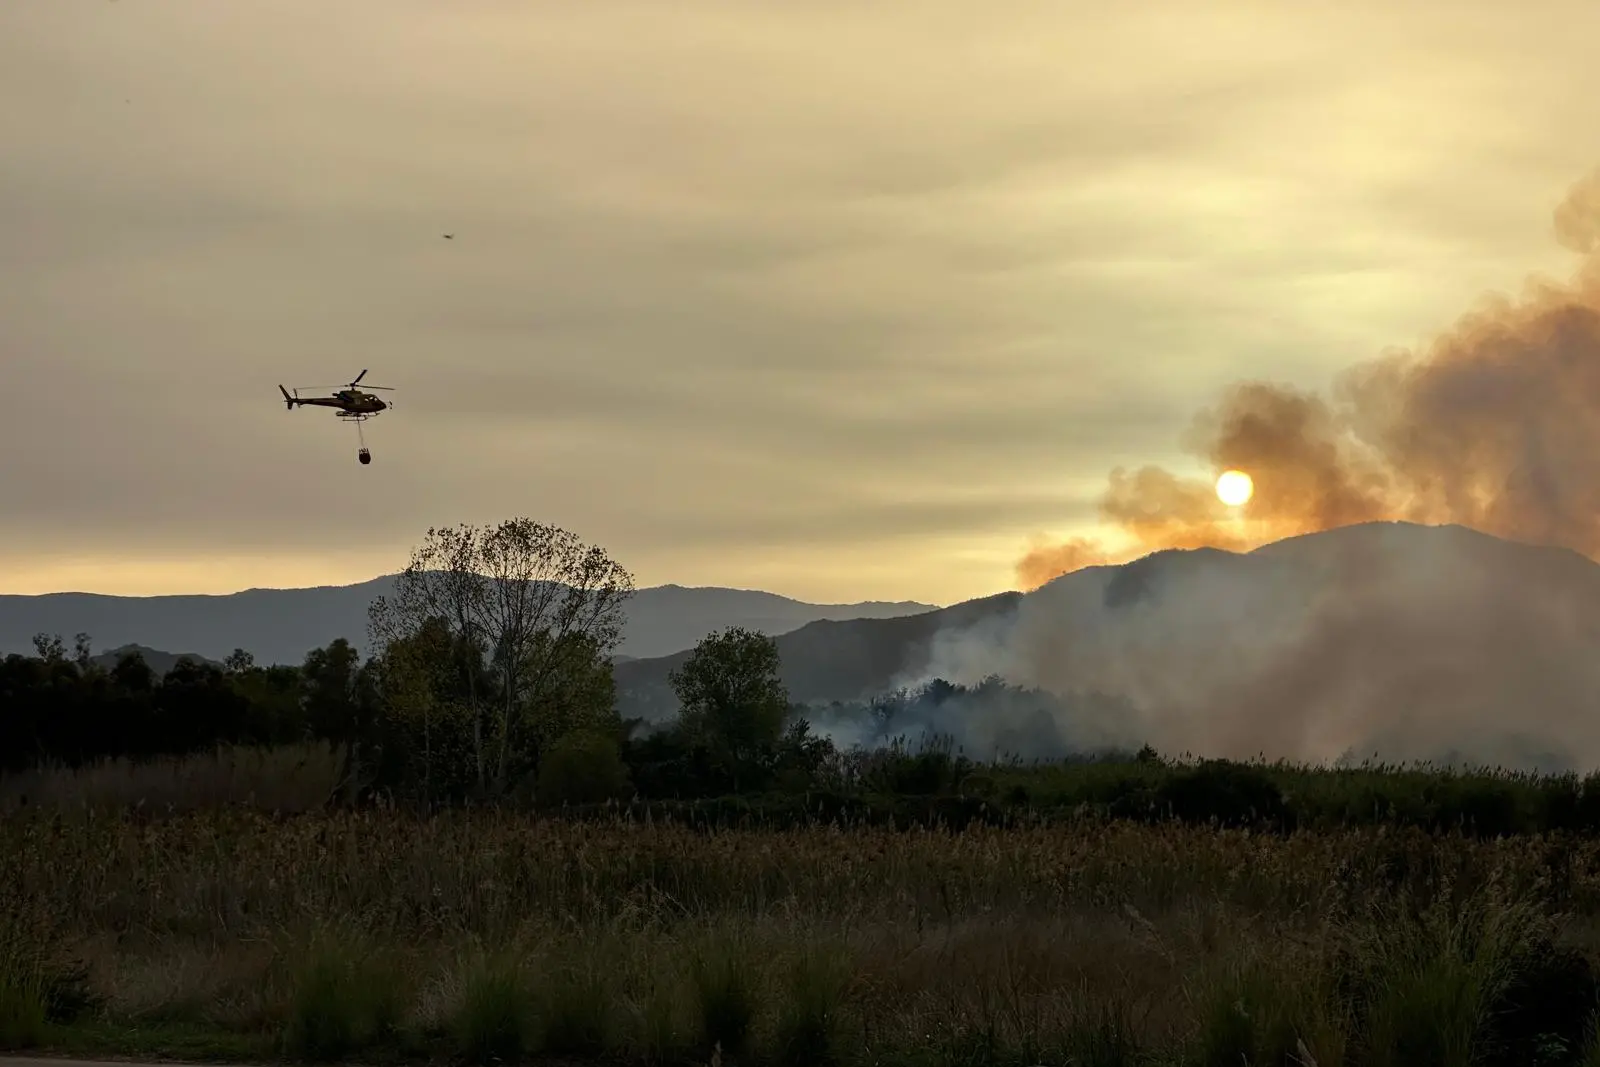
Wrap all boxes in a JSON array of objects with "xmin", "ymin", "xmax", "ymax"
[{"xmin": 4, "ymin": 2, "xmax": 1599, "ymax": 603}]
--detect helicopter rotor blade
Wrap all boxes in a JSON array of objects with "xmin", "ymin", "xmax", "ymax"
[
  {"xmin": 360, "ymin": 385, "xmax": 396, "ymax": 391},
  {"xmin": 351, "ymin": 369, "xmax": 368, "ymax": 386}
]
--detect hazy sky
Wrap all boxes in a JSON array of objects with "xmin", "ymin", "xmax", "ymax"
[{"xmin": 3, "ymin": 1, "xmax": 1598, "ymax": 605}]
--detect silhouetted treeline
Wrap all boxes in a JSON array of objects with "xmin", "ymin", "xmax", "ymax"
[
  {"xmin": 0, "ymin": 630, "xmax": 1080, "ymax": 802},
  {"xmin": 0, "ymin": 638, "xmax": 363, "ymax": 773},
  {"xmin": 18, "ymin": 631, "xmax": 1600, "ymax": 840},
  {"xmin": 0, "ymin": 628, "xmax": 848, "ymax": 804}
]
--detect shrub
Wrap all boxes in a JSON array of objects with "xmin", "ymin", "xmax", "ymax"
[
  {"xmin": 281, "ymin": 934, "xmax": 404, "ymax": 1060},
  {"xmin": 772, "ymin": 944, "xmax": 851, "ymax": 1067},
  {"xmin": 689, "ymin": 937, "xmax": 757, "ymax": 1058},
  {"xmin": 537, "ymin": 961, "xmax": 612, "ymax": 1056},
  {"xmin": 536, "ymin": 729, "xmax": 631, "ymax": 807},
  {"xmin": 1156, "ymin": 760, "xmax": 1288, "ymax": 829},
  {"xmin": 454, "ymin": 952, "xmax": 533, "ymax": 1063}
]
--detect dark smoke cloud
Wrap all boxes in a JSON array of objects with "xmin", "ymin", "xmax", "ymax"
[
  {"xmin": 845, "ymin": 170, "xmax": 1600, "ymax": 773},
  {"xmin": 1018, "ymin": 168, "xmax": 1600, "ymax": 587}
]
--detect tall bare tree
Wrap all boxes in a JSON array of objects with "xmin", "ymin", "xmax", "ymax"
[
  {"xmin": 477, "ymin": 519, "xmax": 634, "ymax": 786},
  {"xmin": 368, "ymin": 518, "xmax": 635, "ymax": 795}
]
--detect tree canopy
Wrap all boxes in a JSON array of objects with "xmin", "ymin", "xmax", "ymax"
[
  {"xmin": 669, "ymin": 626, "xmax": 789, "ymax": 789},
  {"xmin": 367, "ymin": 517, "xmax": 634, "ymax": 798}
]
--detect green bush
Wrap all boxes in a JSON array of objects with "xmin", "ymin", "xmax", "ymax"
[
  {"xmin": 536, "ymin": 729, "xmax": 632, "ymax": 807},
  {"xmin": 281, "ymin": 937, "xmax": 404, "ymax": 1061},
  {"xmin": 454, "ymin": 952, "xmax": 533, "ymax": 1063}
]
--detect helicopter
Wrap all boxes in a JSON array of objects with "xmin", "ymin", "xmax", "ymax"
[{"xmin": 278, "ymin": 369, "xmax": 395, "ymax": 465}]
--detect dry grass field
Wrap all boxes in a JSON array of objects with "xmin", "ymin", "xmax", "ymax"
[
  {"xmin": 5, "ymin": 748, "xmax": 1600, "ymax": 1066},
  {"xmin": 0, "ymin": 743, "xmax": 345, "ymax": 816}
]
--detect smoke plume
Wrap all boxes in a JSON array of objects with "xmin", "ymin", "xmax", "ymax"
[
  {"xmin": 859, "ymin": 170, "xmax": 1600, "ymax": 773},
  {"xmin": 1019, "ymin": 168, "xmax": 1600, "ymax": 587}
]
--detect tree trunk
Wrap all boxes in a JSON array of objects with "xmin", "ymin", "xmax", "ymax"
[
  {"xmin": 496, "ymin": 680, "xmax": 514, "ymax": 792},
  {"xmin": 464, "ymin": 623, "xmax": 485, "ymax": 789},
  {"xmin": 328, "ymin": 737, "xmax": 363, "ymax": 809},
  {"xmin": 422, "ymin": 701, "xmax": 432, "ymax": 810}
]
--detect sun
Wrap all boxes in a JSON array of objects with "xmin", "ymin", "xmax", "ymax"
[{"xmin": 1215, "ymin": 469, "xmax": 1254, "ymax": 507}]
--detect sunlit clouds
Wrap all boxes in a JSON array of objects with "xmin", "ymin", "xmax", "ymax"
[
  {"xmin": 1018, "ymin": 168, "xmax": 1600, "ymax": 588},
  {"xmin": 3, "ymin": 2, "xmax": 1600, "ymax": 602}
]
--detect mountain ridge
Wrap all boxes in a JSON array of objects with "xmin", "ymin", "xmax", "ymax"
[{"xmin": 0, "ymin": 578, "xmax": 937, "ymax": 666}]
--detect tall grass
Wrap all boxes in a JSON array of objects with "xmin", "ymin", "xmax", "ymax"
[
  {"xmin": 13, "ymin": 741, "xmax": 1600, "ymax": 834},
  {"xmin": 280, "ymin": 922, "xmax": 407, "ymax": 1060},
  {"xmin": 11, "ymin": 743, "xmax": 1600, "ymax": 1064},
  {"xmin": 0, "ymin": 742, "xmax": 343, "ymax": 815},
  {"xmin": 13, "ymin": 741, "xmax": 1600, "ymax": 838},
  {"xmin": 0, "ymin": 915, "xmax": 49, "ymax": 1050},
  {"xmin": 6, "ymin": 802, "xmax": 1600, "ymax": 1064},
  {"xmin": 0, "ymin": 894, "xmax": 97, "ymax": 1052}
]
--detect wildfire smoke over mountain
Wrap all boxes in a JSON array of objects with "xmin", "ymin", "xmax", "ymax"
[{"xmin": 1020, "ymin": 169, "xmax": 1600, "ymax": 589}]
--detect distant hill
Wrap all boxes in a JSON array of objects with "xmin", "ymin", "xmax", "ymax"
[
  {"xmin": 614, "ymin": 523, "xmax": 1600, "ymax": 772},
  {"xmin": 90, "ymin": 645, "xmax": 221, "ymax": 676},
  {"xmin": 0, "ymin": 579, "xmax": 936, "ymax": 666}
]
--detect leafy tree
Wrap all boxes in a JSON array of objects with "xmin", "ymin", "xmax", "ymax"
[
  {"xmin": 669, "ymin": 626, "xmax": 789, "ymax": 790},
  {"xmin": 371, "ymin": 616, "xmax": 485, "ymax": 805},
  {"xmin": 110, "ymin": 649, "xmax": 155, "ymax": 694},
  {"xmin": 224, "ymin": 648, "xmax": 255, "ymax": 674},
  {"xmin": 303, "ymin": 639, "xmax": 361, "ymax": 739},
  {"xmin": 72, "ymin": 633, "xmax": 94, "ymax": 672},
  {"xmin": 302, "ymin": 638, "xmax": 380, "ymax": 804},
  {"xmin": 229, "ymin": 662, "xmax": 307, "ymax": 744},
  {"xmin": 369, "ymin": 524, "xmax": 491, "ymax": 787},
  {"xmin": 771, "ymin": 717, "xmax": 839, "ymax": 791},
  {"xmin": 475, "ymin": 519, "xmax": 634, "ymax": 787},
  {"xmin": 525, "ymin": 631, "xmax": 620, "ymax": 750},
  {"xmin": 107, "ymin": 651, "xmax": 157, "ymax": 758},
  {"xmin": 31, "ymin": 633, "xmax": 65, "ymax": 664},
  {"xmin": 158, "ymin": 659, "xmax": 249, "ymax": 754},
  {"xmin": 369, "ymin": 518, "xmax": 635, "ymax": 795}
]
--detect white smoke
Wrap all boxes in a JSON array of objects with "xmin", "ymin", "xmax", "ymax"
[{"xmin": 878, "ymin": 522, "xmax": 1600, "ymax": 773}]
